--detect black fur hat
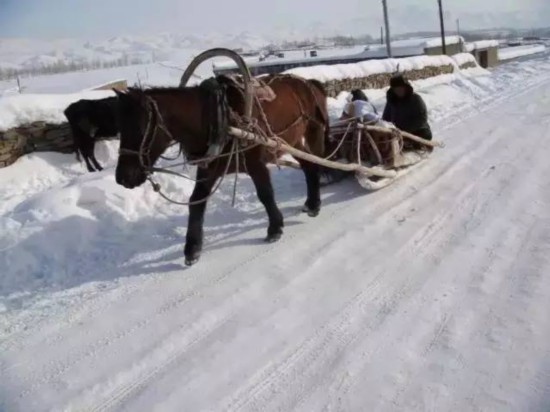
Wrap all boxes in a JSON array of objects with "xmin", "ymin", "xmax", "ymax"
[{"xmin": 389, "ymin": 74, "xmax": 409, "ymax": 88}]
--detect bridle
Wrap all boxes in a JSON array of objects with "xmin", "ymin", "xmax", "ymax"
[
  {"xmin": 115, "ymin": 92, "xmax": 246, "ymax": 206},
  {"xmin": 118, "ymin": 94, "xmax": 176, "ymax": 173}
]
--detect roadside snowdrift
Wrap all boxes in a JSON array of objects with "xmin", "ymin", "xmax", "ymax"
[
  {"xmin": 0, "ymin": 90, "xmax": 114, "ymax": 131},
  {"xmin": 285, "ymin": 55, "xmax": 457, "ymax": 83},
  {"xmin": 499, "ymin": 44, "xmax": 546, "ymax": 61},
  {"xmin": 285, "ymin": 53, "xmax": 486, "ymax": 97}
]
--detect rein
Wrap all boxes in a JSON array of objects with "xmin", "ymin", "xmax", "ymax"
[
  {"xmin": 118, "ymin": 95, "xmax": 176, "ymax": 168},
  {"xmin": 119, "ymin": 93, "xmax": 251, "ymax": 206}
]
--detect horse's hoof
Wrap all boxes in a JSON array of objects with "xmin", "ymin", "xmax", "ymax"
[
  {"xmin": 185, "ymin": 256, "xmax": 200, "ymax": 266},
  {"xmin": 265, "ymin": 233, "xmax": 282, "ymax": 243},
  {"xmin": 302, "ymin": 205, "xmax": 320, "ymax": 217}
]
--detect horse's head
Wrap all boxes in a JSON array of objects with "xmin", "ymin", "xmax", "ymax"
[{"xmin": 114, "ymin": 88, "xmax": 172, "ymax": 189}]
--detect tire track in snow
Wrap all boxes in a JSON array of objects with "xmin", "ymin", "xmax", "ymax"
[
  {"xmin": 68, "ymin": 192, "xmax": 417, "ymax": 411},
  {"xmin": 6, "ymin": 207, "xmax": 310, "ymax": 404},
  {"xmin": 12, "ymin": 193, "xmax": 379, "ymax": 410},
  {"xmin": 222, "ymin": 162, "xmax": 502, "ymax": 411},
  {"xmin": 309, "ymin": 96, "xmax": 550, "ymax": 412},
  {"xmin": 220, "ymin": 84, "xmax": 550, "ymax": 412}
]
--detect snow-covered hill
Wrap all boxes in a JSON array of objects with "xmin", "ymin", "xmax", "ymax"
[{"xmin": 0, "ymin": 31, "xmax": 274, "ymax": 74}]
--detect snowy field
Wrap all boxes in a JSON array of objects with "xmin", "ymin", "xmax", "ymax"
[
  {"xmin": 0, "ymin": 46, "xmax": 368, "ymax": 96},
  {"xmin": 1, "ymin": 52, "xmax": 550, "ymax": 411},
  {"xmin": 0, "ymin": 52, "xmax": 210, "ymax": 96}
]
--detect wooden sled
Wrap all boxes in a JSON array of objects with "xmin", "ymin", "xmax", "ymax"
[
  {"xmin": 228, "ymin": 120, "xmax": 443, "ymax": 191},
  {"xmin": 326, "ymin": 119, "xmax": 441, "ymax": 191}
]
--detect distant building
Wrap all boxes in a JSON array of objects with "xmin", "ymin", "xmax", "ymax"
[
  {"xmin": 213, "ymin": 36, "xmax": 465, "ymax": 77},
  {"xmin": 465, "ymin": 40, "xmax": 499, "ymax": 68}
]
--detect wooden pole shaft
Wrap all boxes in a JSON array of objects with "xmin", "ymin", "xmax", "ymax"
[
  {"xmin": 228, "ymin": 127, "xmax": 397, "ymax": 178},
  {"xmin": 361, "ymin": 125, "xmax": 445, "ymax": 148},
  {"xmin": 329, "ymin": 120, "xmax": 444, "ymax": 148}
]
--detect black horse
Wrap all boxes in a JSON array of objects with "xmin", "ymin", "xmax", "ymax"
[{"xmin": 64, "ymin": 97, "xmax": 118, "ymax": 172}]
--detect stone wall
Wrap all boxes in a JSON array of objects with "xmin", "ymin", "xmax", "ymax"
[
  {"xmin": 322, "ymin": 64, "xmax": 455, "ymax": 97},
  {"xmin": 0, "ymin": 122, "xmax": 73, "ymax": 167}
]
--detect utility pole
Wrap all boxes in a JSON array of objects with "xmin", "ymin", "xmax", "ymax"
[
  {"xmin": 438, "ymin": 0, "xmax": 447, "ymax": 55},
  {"xmin": 382, "ymin": 0, "xmax": 392, "ymax": 57},
  {"xmin": 456, "ymin": 18, "xmax": 462, "ymax": 52},
  {"xmin": 380, "ymin": 26, "xmax": 384, "ymax": 45}
]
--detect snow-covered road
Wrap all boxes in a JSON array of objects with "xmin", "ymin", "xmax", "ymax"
[{"xmin": 2, "ymin": 57, "xmax": 550, "ymax": 411}]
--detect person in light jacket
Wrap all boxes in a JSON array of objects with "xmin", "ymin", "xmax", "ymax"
[{"xmin": 342, "ymin": 89, "xmax": 380, "ymax": 124}]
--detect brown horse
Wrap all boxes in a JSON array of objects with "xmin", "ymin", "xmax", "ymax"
[{"xmin": 114, "ymin": 74, "xmax": 329, "ymax": 265}]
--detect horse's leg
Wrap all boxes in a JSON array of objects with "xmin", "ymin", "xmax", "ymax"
[
  {"xmin": 83, "ymin": 138, "xmax": 103, "ymax": 172},
  {"xmin": 296, "ymin": 159, "xmax": 321, "ymax": 217},
  {"xmin": 295, "ymin": 123, "xmax": 322, "ymax": 216},
  {"xmin": 82, "ymin": 153, "xmax": 96, "ymax": 172},
  {"xmin": 248, "ymin": 161, "xmax": 284, "ymax": 242},
  {"xmin": 90, "ymin": 152, "xmax": 103, "ymax": 172},
  {"xmin": 184, "ymin": 166, "xmax": 218, "ymax": 266},
  {"xmin": 70, "ymin": 128, "xmax": 95, "ymax": 172}
]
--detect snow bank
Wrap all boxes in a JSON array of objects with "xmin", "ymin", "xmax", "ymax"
[
  {"xmin": 424, "ymin": 36, "xmax": 463, "ymax": 48},
  {"xmin": 465, "ymin": 40, "xmax": 500, "ymax": 52},
  {"xmin": 285, "ymin": 55, "xmax": 456, "ymax": 83},
  {"xmin": 498, "ymin": 45, "xmax": 546, "ymax": 61},
  {"xmin": 0, "ymin": 90, "xmax": 114, "ymax": 131},
  {"xmin": 0, "ymin": 142, "xmax": 199, "ymax": 296},
  {"xmin": 451, "ymin": 53, "xmax": 479, "ymax": 68}
]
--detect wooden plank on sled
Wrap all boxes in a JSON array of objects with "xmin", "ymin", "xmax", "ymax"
[
  {"xmin": 329, "ymin": 119, "xmax": 444, "ymax": 149},
  {"xmin": 228, "ymin": 127, "xmax": 397, "ymax": 179}
]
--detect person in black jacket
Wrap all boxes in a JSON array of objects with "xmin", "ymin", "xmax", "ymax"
[{"xmin": 382, "ymin": 74, "xmax": 432, "ymax": 144}]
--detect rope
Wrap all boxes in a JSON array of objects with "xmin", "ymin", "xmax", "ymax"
[
  {"xmin": 147, "ymin": 137, "xmax": 239, "ymax": 206},
  {"xmin": 364, "ymin": 130, "xmax": 383, "ymax": 165},
  {"xmin": 327, "ymin": 118, "xmax": 405, "ymax": 166},
  {"xmin": 356, "ymin": 128, "xmax": 363, "ymax": 165},
  {"xmin": 325, "ymin": 120, "xmax": 354, "ymax": 160},
  {"xmin": 232, "ymin": 138, "xmax": 239, "ymax": 207},
  {"xmin": 159, "ymin": 141, "xmax": 182, "ymax": 161}
]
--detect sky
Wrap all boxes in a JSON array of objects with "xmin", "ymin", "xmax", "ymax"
[{"xmin": 0, "ymin": 0, "xmax": 549, "ymax": 39}]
